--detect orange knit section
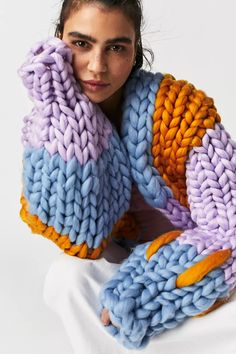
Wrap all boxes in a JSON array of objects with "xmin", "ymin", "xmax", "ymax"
[
  {"xmin": 111, "ymin": 212, "xmax": 139, "ymax": 242},
  {"xmin": 176, "ymin": 248, "xmax": 232, "ymax": 288},
  {"xmin": 152, "ymin": 74, "xmax": 221, "ymax": 207},
  {"xmin": 146, "ymin": 230, "xmax": 182, "ymax": 261},
  {"xmin": 20, "ymin": 196, "xmax": 111, "ymax": 259}
]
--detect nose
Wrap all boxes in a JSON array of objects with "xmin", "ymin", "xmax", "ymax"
[{"xmin": 87, "ymin": 51, "xmax": 107, "ymax": 74}]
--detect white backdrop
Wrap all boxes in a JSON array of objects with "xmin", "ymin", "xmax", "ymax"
[{"xmin": 0, "ymin": 0, "xmax": 235, "ymax": 353}]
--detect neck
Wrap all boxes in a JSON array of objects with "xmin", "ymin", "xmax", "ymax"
[{"xmin": 99, "ymin": 88, "xmax": 123, "ymax": 133}]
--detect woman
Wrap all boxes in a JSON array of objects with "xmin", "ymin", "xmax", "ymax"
[{"xmin": 19, "ymin": 0, "xmax": 236, "ymax": 351}]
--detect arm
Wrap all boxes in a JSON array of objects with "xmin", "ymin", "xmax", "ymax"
[
  {"xmin": 99, "ymin": 72, "xmax": 236, "ymax": 349},
  {"xmin": 19, "ymin": 38, "xmax": 132, "ymax": 259}
]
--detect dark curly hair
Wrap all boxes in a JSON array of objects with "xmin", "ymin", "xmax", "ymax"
[{"xmin": 54, "ymin": 0, "xmax": 154, "ymax": 72}]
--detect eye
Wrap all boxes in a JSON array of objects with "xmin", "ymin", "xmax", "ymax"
[
  {"xmin": 72, "ymin": 40, "xmax": 89, "ymax": 48},
  {"xmin": 109, "ymin": 45, "xmax": 124, "ymax": 52}
]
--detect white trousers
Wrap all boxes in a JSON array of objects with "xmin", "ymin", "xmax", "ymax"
[{"xmin": 43, "ymin": 241, "xmax": 236, "ymax": 354}]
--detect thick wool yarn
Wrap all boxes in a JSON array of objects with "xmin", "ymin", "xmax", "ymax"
[
  {"xmin": 19, "ymin": 38, "xmax": 132, "ymax": 258},
  {"xmin": 19, "ymin": 37, "xmax": 236, "ymax": 349},
  {"xmin": 99, "ymin": 70, "xmax": 236, "ymax": 349}
]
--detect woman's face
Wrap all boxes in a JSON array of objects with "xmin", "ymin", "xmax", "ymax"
[{"xmin": 62, "ymin": 3, "xmax": 137, "ymax": 106}]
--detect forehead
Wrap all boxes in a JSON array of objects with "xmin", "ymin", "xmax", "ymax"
[{"xmin": 64, "ymin": 3, "xmax": 136, "ymax": 39}]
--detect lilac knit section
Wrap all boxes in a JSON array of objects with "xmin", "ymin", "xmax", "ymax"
[
  {"xmin": 178, "ymin": 122, "xmax": 236, "ymax": 287},
  {"xmin": 19, "ymin": 37, "xmax": 112, "ymax": 164},
  {"xmin": 158, "ymin": 198, "xmax": 196, "ymax": 230}
]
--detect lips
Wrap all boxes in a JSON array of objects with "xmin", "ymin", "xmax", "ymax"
[
  {"xmin": 81, "ymin": 80, "xmax": 110, "ymax": 92},
  {"xmin": 83, "ymin": 80, "xmax": 110, "ymax": 86}
]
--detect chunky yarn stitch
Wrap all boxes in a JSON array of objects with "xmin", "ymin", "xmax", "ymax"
[
  {"xmin": 99, "ymin": 70, "xmax": 236, "ymax": 348},
  {"xmin": 19, "ymin": 37, "xmax": 132, "ymax": 258},
  {"xmin": 19, "ymin": 38, "xmax": 236, "ymax": 348},
  {"xmin": 100, "ymin": 239, "xmax": 230, "ymax": 349}
]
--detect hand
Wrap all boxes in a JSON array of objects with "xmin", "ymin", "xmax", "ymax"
[{"xmin": 99, "ymin": 230, "xmax": 232, "ymax": 349}]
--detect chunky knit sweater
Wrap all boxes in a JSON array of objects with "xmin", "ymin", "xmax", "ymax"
[{"xmin": 19, "ymin": 37, "xmax": 236, "ymax": 349}]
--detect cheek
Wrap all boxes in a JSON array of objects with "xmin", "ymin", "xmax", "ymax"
[
  {"xmin": 61, "ymin": 40, "xmax": 84, "ymax": 78},
  {"xmin": 71, "ymin": 54, "xmax": 86, "ymax": 79},
  {"xmin": 111, "ymin": 58, "xmax": 134, "ymax": 81}
]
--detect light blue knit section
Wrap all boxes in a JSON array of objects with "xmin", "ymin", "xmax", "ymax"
[
  {"xmin": 22, "ymin": 129, "xmax": 132, "ymax": 249},
  {"xmin": 121, "ymin": 70, "xmax": 173, "ymax": 209},
  {"xmin": 99, "ymin": 240, "xmax": 230, "ymax": 349}
]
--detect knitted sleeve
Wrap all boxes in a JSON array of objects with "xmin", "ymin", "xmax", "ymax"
[
  {"xmin": 99, "ymin": 72, "xmax": 236, "ymax": 349},
  {"xmin": 19, "ymin": 37, "xmax": 132, "ymax": 259}
]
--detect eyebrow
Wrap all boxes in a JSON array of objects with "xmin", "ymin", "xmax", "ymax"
[{"xmin": 68, "ymin": 31, "xmax": 133, "ymax": 44}]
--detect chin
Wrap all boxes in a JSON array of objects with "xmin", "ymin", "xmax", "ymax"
[
  {"xmin": 83, "ymin": 92, "xmax": 112, "ymax": 105},
  {"xmin": 86, "ymin": 96, "xmax": 106, "ymax": 104}
]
